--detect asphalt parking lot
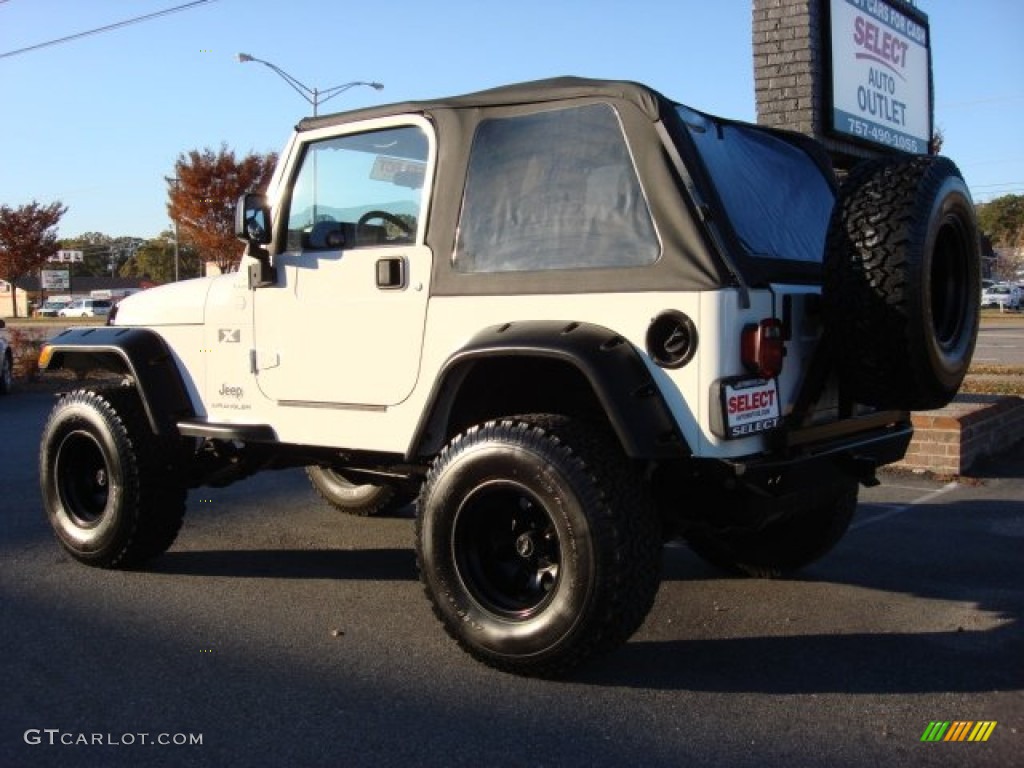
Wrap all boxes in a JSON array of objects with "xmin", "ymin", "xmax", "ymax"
[
  {"xmin": 973, "ymin": 316, "xmax": 1024, "ymax": 366},
  {"xmin": 1, "ymin": 391, "xmax": 1021, "ymax": 768}
]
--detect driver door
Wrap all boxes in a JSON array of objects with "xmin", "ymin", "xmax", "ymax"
[{"xmin": 253, "ymin": 119, "xmax": 434, "ymax": 407}]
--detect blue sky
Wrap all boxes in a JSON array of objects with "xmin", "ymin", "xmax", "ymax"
[{"xmin": 1, "ymin": 0, "xmax": 1022, "ymax": 240}]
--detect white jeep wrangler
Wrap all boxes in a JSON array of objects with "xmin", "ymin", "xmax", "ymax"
[{"xmin": 38, "ymin": 78, "xmax": 980, "ymax": 676}]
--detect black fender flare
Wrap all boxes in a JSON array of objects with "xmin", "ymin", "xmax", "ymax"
[
  {"xmin": 39, "ymin": 327, "xmax": 195, "ymax": 436},
  {"xmin": 407, "ymin": 321, "xmax": 688, "ymax": 460}
]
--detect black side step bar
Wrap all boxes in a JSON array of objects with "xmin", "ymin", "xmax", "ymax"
[{"xmin": 177, "ymin": 419, "xmax": 278, "ymax": 443}]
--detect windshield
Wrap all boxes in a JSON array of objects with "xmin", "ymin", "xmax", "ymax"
[{"xmin": 677, "ymin": 106, "xmax": 834, "ymax": 264}]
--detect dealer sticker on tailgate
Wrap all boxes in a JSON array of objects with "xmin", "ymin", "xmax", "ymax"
[{"xmin": 719, "ymin": 377, "xmax": 781, "ymax": 439}]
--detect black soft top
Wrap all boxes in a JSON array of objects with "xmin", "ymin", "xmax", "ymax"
[
  {"xmin": 297, "ymin": 77, "xmax": 667, "ymax": 132},
  {"xmin": 293, "ymin": 77, "xmax": 835, "ymax": 293}
]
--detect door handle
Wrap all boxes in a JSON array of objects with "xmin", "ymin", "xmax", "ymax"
[{"xmin": 376, "ymin": 257, "xmax": 407, "ymax": 289}]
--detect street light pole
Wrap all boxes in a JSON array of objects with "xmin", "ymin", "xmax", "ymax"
[
  {"xmin": 236, "ymin": 53, "xmax": 382, "ymax": 116},
  {"xmin": 165, "ymin": 176, "xmax": 180, "ymax": 282}
]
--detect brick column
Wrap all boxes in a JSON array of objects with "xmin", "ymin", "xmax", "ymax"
[
  {"xmin": 752, "ymin": 0, "xmax": 885, "ymax": 168},
  {"xmin": 752, "ymin": 0, "xmax": 819, "ymax": 136}
]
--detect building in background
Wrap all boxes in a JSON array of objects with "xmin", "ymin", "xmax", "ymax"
[{"xmin": 4, "ymin": 276, "xmax": 153, "ymax": 318}]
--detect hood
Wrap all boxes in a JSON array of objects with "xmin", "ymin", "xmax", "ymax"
[{"xmin": 114, "ymin": 277, "xmax": 216, "ymax": 326}]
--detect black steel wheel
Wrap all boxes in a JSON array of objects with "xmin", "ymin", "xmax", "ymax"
[
  {"xmin": 453, "ymin": 481, "xmax": 563, "ymax": 620},
  {"xmin": 416, "ymin": 414, "xmax": 661, "ymax": 677}
]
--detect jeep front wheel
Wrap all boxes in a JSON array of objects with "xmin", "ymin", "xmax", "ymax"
[
  {"xmin": 416, "ymin": 415, "xmax": 662, "ymax": 677},
  {"xmin": 39, "ymin": 388, "xmax": 187, "ymax": 568}
]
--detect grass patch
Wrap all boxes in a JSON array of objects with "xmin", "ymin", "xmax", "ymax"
[
  {"xmin": 961, "ymin": 378, "xmax": 1024, "ymax": 396},
  {"xmin": 980, "ymin": 310, "xmax": 1024, "ymax": 324},
  {"xmin": 969, "ymin": 364, "xmax": 1024, "ymax": 376}
]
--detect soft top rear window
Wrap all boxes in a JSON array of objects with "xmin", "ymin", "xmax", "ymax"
[{"xmin": 678, "ymin": 106, "xmax": 834, "ymax": 265}]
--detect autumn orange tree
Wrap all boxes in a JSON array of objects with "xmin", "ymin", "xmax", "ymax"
[
  {"xmin": 167, "ymin": 145, "xmax": 277, "ymax": 274},
  {"xmin": 0, "ymin": 201, "xmax": 67, "ymax": 317}
]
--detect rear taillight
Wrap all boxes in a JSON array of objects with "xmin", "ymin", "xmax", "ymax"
[{"xmin": 741, "ymin": 318, "xmax": 785, "ymax": 379}]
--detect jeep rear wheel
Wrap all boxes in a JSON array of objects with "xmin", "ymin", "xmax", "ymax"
[
  {"xmin": 39, "ymin": 388, "xmax": 187, "ymax": 568},
  {"xmin": 416, "ymin": 415, "xmax": 661, "ymax": 677},
  {"xmin": 305, "ymin": 466, "xmax": 412, "ymax": 516},
  {"xmin": 685, "ymin": 479, "xmax": 858, "ymax": 578},
  {"xmin": 824, "ymin": 155, "xmax": 980, "ymax": 410}
]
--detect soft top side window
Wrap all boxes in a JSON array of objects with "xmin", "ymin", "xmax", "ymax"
[
  {"xmin": 285, "ymin": 124, "xmax": 429, "ymax": 251},
  {"xmin": 455, "ymin": 103, "xmax": 659, "ymax": 273}
]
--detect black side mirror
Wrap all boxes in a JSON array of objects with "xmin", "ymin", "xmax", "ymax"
[
  {"xmin": 235, "ymin": 193, "xmax": 272, "ymax": 245},
  {"xmin": 235, "ymin": 193, "xmax": 276, "ymax": 288}
]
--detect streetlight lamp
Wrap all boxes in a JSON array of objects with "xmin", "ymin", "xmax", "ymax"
[{"xmin": 236, "ymin": 53, "xmax": 383, "ymax": 116}]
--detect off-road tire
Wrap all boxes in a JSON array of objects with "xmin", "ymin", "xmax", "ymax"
[
  {"xmin": 685, "ymin": 479, "xmax": 858, "ymax": 578},
  {"xmin": 305, "ymin": 466, "xmax": 412, "ymax": 516},
  {"xmin": 0, "ymin": 352, "xmax": 11, "ymax": 395},
  {"xmin": 39, "ymin": 387, "xmax": 187, "ymax": 568},
  {"xmin": 416, "ymin": 414, "xmax": 662, "ymax": 677},
  {"xmin": 824, "ymin": 155, "xmax": 980, "ymax": 410}
]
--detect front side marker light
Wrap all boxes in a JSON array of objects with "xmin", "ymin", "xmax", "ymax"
[{"xmin": 38, "ymin": 345, "xmax": 54, "ymax": 370}]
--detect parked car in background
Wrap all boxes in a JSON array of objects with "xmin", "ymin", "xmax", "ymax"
[
  {"xmin": 981, "ymin": 283, "xmax": 1022, "ymax": 311},
  {"xmin": 0, "ymin": 318, "xmax": 12, "ymax": 395},
  {"xmin": 35, "ymin": 299, "xmax": 71, "ymax": 317},
  {"xmin": 58, "ymin": 298, "xmax": 113, "ymax": 318}
]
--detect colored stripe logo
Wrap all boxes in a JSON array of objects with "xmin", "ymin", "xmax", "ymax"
[{"xmin": 921, "ymin": 721, "xmax": 997, "ymax": 742}]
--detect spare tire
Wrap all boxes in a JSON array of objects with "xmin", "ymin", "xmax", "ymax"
[{"xmin": 824, "ymin": 155, "xmax": 980, "ymax": 410}]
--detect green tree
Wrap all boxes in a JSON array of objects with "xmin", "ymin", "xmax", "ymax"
[
  {"xmin": 977, "ymin": 194, "xmax": 1024, "ymax": 249},
  {"xmin": 976, "ymin": 194, "xmax": 1024, "ymax": 281},
  {"xmin": 59, "ymin": 232, "xmax": 113, "ymax": 276},
  {"xmin": 0, "ymin": 200, "xmax": 67, "ymax": 317},
  {"xmin": 119, "ymin": 232, "xmax": 200, "ymax": 283},
  {"xmin": 59, "ymin": 233, "xmax": 147, "ymax": 277}
]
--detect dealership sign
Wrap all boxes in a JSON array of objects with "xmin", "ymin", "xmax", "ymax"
[
  {"xmin": 827, "ymin": 0, "xmax": 931, "ymax": 154},
  {"xmin": 41, "ymin": 270, "xmax": 70, "ymax": 290}
]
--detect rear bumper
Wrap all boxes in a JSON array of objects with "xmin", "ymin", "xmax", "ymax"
[{"xmin": 717, "ymin": 410, "xmax": 912, "ymax": 493}]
